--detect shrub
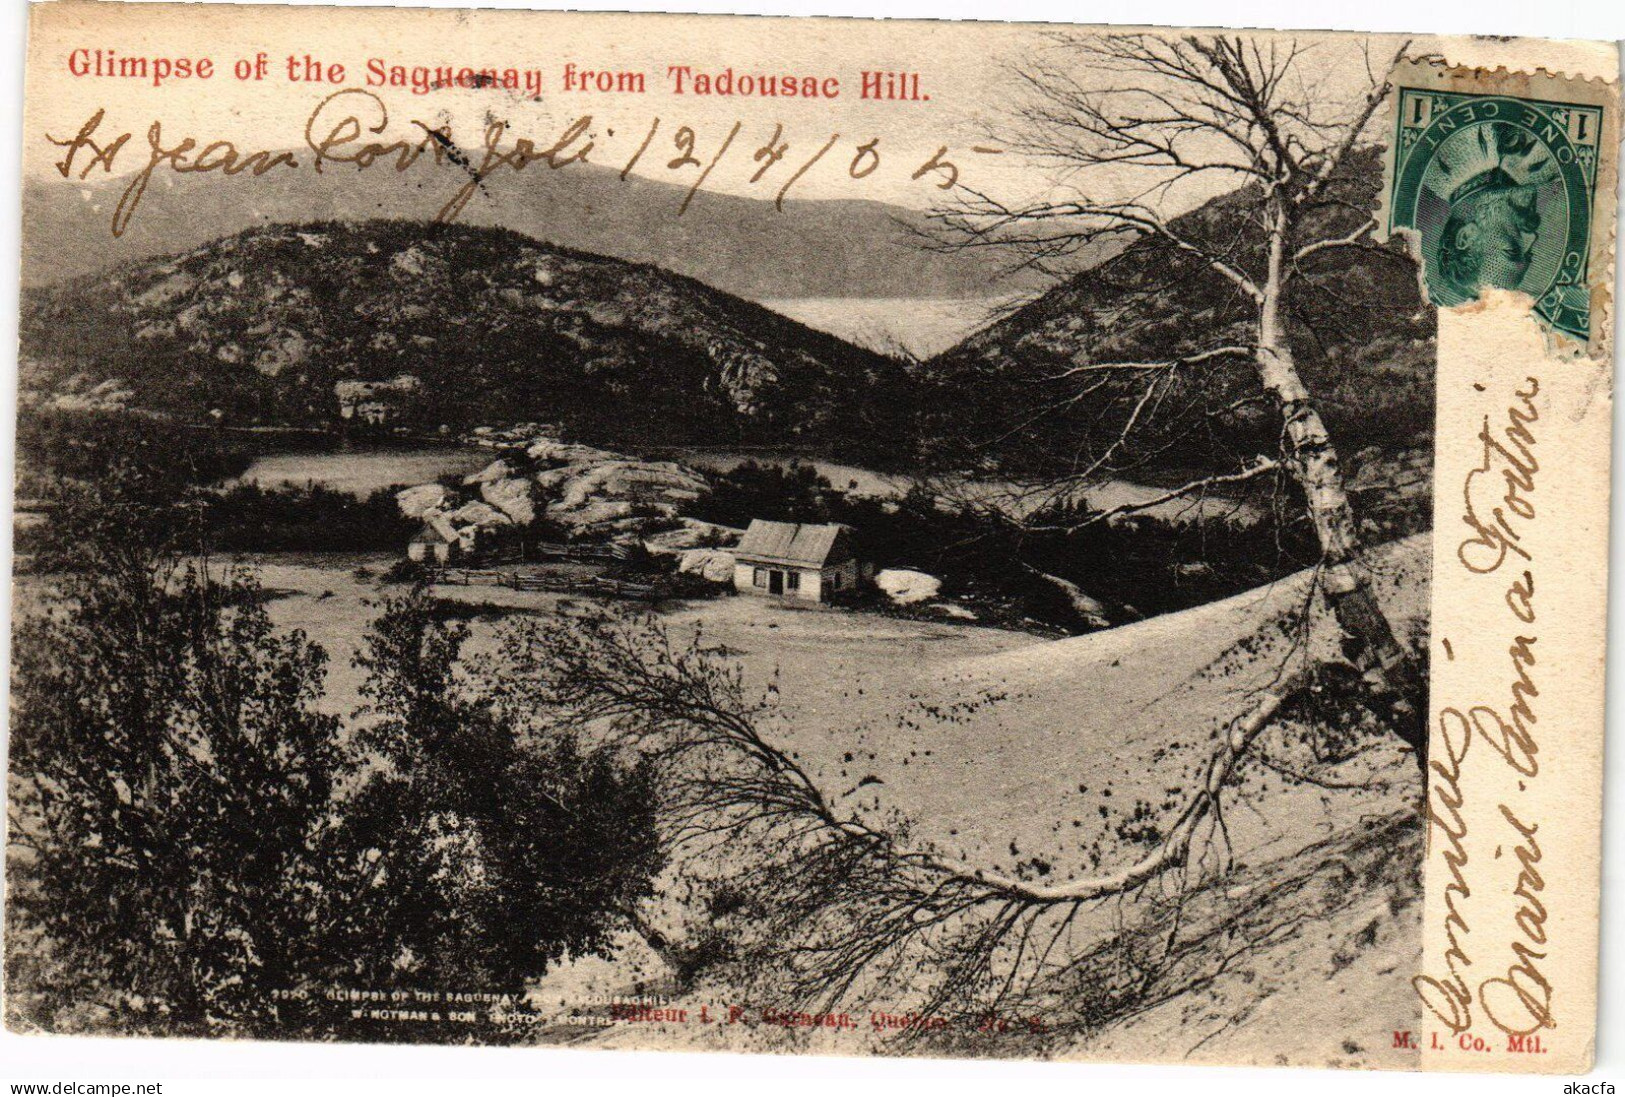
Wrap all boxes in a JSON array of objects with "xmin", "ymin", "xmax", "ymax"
[
  {"xmin": 332, "ymin": 590, "xmax": 665, "ymax": 1000},
  {"xmin": 9, "ymin": 471, "xmax": 665, "ymax": 1042},
  {"xmin": 9, "ymin": 551, "xmax": 350, "ymax": 1037},
  {"xmin": 204, "ymin": 483, "xmax": 416, "ymax": 553}
]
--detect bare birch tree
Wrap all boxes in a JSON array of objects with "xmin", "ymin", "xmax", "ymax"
[
  {"xmin": 481, "ymin": 34, "xmax": 1435, "ymax": 1030},
  {"xmin": 930, "ymin": 33, "xmax": 1429, "ymax": 765}
]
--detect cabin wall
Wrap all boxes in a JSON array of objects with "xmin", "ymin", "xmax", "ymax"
[
  {"xmin": 734, "ymin": 560, "xmax": 826, "ymax": 601},
  {"xmin": 821, "ymin": 559, "xmax": 859, "ymax": 597},
  {"xmin": 408, "ymin": 540, "xmax": 452, "ymax": 563},
  {"xmin": 794, "ymin": 568, "xmax": 822, "ymax": 602}
]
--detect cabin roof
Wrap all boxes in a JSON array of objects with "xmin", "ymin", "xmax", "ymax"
[
  {"xmin": 734, "ymin": 520, "xmax": 852, "ymax": 567},
  {"xmin": 412, "ymin": 516, "xmax": 458, "ymax": 544}
]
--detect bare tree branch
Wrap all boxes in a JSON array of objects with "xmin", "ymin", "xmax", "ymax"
[
  {"xmin": 1291, "ymin": 218, "xmax": 1375, "ymax": 265},
  {"xmin": 1293, "ymin": 40, "xmax": 1412, "ymax": 207},
  {"xmin": 1026, "ymin": 457, "xmax": 1280, "ymax": 532}
]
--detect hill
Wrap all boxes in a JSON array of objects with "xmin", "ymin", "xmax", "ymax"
[
  {"xmin": 21, "ymin": 147, "xmax": 1439, "ymax": 493},
  {"xmin": 18, "ymin": 220, "xmax": 912, "ymax": 454},
  {"xmin": 550, "ymin": 535, "xmax": 1427, "ymax": 1064},
  {"xmin": 22, "ymin": 160, "xmax": 1046, "ymax": 301},
  {"xmin": 918, "ymin": 147, "xmax": 1437, "ymax": 485}
]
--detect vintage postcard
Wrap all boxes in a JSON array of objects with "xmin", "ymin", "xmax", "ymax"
[{"xmin": 5, "ymin": 0, "xmax": 1618, "ymax": 1074}]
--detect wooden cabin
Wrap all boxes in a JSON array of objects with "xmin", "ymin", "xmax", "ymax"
[
  {"xmin": 732, "ymin": 520, "xmax": 860, "ymax": 603},
  {"xmin": 407, "ymin": 516, "xmax": 459, "ymax": 563}
]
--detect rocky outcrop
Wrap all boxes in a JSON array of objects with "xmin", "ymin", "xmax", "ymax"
[
  {"xmin": 464, "ymin": 458, "xmax": 515, "ymax": 486},
  {"xmin": 446, "ymin": 500, "xmax": 513, "ymax": 530},
  {"xmin": 552, "ymin": 461, "xmax": 707, "ymax": 513},
  {"xmin": 25, "ymin": 373, "xmax": 135, "ymax": 412},
  {"xmin": 876, "ymin": 569, "xmax": 942, "ymax": 604},
  {"xmin": 480, "ymin": 477, "xmax": 536, "ymax": 525},
  {"xmin": 397, "ymin": 430, "xmax": 714, "ymax": 544},
  {"xmin": 535, "ymin": 451, "xmax": 712, "ymax": 537},
  {"xmin": 644, "ymin": 518, "xmax": 746, "ymax": 555},
  {"xmin": 678, "ymin": 548, "xmax": 738, "ymax": 583},
  {"xmin": 395, "ymin": 483, "xmax": 448, "ymax": 519},
  {"xmin": 526, "ymin": 438, "xmax": 627, "ymax": 465}
]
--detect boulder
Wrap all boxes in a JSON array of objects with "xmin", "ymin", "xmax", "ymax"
[
  {"xmin": 464, "ymin": 458, "xmax": 513, "ymax": 486},
  {"xmin": 480, "ymin": 477, "xmax": 536, "ymax": 525},
  {"xmin": 543, "ymin": 458, "xmax": 710, "ymax": 537},
  {"xmin": 643, "ymin": 519, "xmax": 746, "ymax": 555},
  {"xmin": 554, "ymin": 499, "xmax": 635, "ymax": 528},
  {"xmin": 526, "ymin": 438, "xmax": 626, "ymax": 465},
  {"xmin": 876, "ymin": 568, "xmax": 942, "ymax": 605},
  {"xmin": 396, "ymin": 483, "xmax": 448, "ymax": 519},
  {"xmin": 553, "ymin": 461, "xmax": 709, "ymax": 511},
  {"xmin": 447, "ymin": 500, "xmax": 513, "ymax": 529},
  {"xmin": 678, "ymin": 549, "xmax": 737, "ymax": 583},
  {"xmin": 532, "ymin": 466, "xmax": 576, "ymax": 492}
]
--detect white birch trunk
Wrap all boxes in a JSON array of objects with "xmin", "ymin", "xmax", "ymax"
[{"xmin": 1256, "ymin": 205, "xmax": 1428, "ymax": 766}]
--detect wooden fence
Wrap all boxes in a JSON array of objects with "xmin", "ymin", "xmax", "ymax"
[
  {"xmin": 428, "ymin": 566, "xmax": 656, "ymax": 601},
  {"xmin": 529, "ymin": 541, "xmax": 628, "ymax": 562}
]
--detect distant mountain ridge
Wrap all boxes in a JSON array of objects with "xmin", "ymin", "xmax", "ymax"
[
  {"xmin": 917, "ymin": 146, "xmax": 1437, "ymax": 484},
  {"xmin": 23, "ymin": 158, "xmax": 1046, "ymax": 301},
  {"xmin": 21, "ymin": 146, "xmax": 1436, "ymax": 495},
  {"xmin": 19, "ymin": 220, "xmax": 914, "ymax": 457}
]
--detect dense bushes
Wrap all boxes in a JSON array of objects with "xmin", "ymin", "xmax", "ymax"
[
  {"xmin": 6, "ymin": 425, "xmax": 666, "ymax": 1040},
  {"xmin": 204, "ymin": 482, "xmax": 416, "ymax": 553},
  {"xmin": 9, "ymin": 547, "xmax": 348, "ymax": 1038},
  {"xmin": 16, "ymin": 407, "xmax": 253, "ymax": 497},
  {"xmin": 334, "ymin": 590, "xmax": 663, "ymax": 1001},
  {"xmin": 687, "ymin": 460, "xmax": 833, "ymax": 531}
]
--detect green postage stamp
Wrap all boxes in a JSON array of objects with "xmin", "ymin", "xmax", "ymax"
[{"xmin": 1384, "ymin": 61, "xmax": 1619, "ymax": 352}]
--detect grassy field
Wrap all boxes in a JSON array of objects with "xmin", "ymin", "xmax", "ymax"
[
  {"xmin": 581, "ymin": 535, "xmax": 1428, "ymax": 1064},
  {"xmin": 235, "ymin": 446, "xmax": 490, "ymax": 497},
  {"xmin": 242, "ymin": 539, "xmax": 1424, "ymax": 883}
]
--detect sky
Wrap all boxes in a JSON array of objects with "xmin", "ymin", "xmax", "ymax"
[
  {"xmin": 21, "ymin": 5, "xmax": 1615, "ymax": 254},
  {"xmin": 26, "ymin": 3, "xmax": 1047, "ymax": 208}
]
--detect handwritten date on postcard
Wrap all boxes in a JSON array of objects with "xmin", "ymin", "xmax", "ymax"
[{"xmin": 49, "ymin": 47, "xmax": 985, "ymax": 238}]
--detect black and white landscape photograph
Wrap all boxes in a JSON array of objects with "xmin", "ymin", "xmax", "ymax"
[{"xmin": 8, "ymin": 26, "xmax": 1438, "ymax": 1067}]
